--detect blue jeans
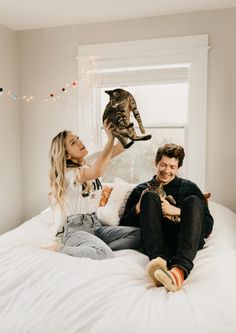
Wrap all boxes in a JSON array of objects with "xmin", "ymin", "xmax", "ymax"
[{"xmin": 60, "ymin": 213, "xmax": 140, "ymax": 260}]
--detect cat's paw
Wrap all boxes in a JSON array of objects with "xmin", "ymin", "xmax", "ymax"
[
  {"xmin": 128, "ymin": 122, "xmax": 134, "ymax": 128},
  {"xmin": 124, "ymin": 141, "xmax": 134, "ymax": 149}
]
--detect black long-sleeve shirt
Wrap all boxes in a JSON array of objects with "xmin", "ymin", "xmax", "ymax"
[{"xmin": 119, "ymin": 176, "xmax": 214, "ymax": 238}]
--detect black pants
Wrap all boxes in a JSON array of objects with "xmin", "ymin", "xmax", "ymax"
[{"xmin": 140, "ymin": 192, "xmax": 206, "ymax": 277}]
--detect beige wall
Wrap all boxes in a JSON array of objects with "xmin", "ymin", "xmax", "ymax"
[
  {"xmin": 0, "ymin": 24, "xmax": 22, "ymax": 233},
  {"xmin": 17, "ymin": 8, "xmax": 236, "ymax": 220}
]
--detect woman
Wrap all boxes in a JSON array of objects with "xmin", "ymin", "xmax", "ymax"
[{"xmin": 48, "ymin": 122, "xmax": 140, "ymax": 260}]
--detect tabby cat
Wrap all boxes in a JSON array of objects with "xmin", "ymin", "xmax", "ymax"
[
  {"xmin": 147, "ymin": 182, "xmax": 181, "ymax": 223},
  {"xmin": 103, "ymin": 88, "xmax": 152, "ymax": 148}
]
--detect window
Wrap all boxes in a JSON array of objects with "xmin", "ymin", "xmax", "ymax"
[
  {"xmin": 99, "ymin": 81, "xmax": 188, "ymax": 183},
  {"xmin": 77, "ymin": 35, "xmax": 208, "ymax": 190}
]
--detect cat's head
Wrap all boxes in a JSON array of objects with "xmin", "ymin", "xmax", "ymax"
[{"xmin": 105, "ymin": 88, "xmax": 130, "ymax": 107}]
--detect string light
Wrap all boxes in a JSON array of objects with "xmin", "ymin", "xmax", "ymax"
[
  {"xmin": 7, "ymin": 90, "xmax": 17, "ymax": 100},
  {"xmin": 0, "ymin": 62, "xmax": 91, "ymax": 103},
  {"xmin": 0, "ymin": 80, "xmax": 79, "ymax": 103}
]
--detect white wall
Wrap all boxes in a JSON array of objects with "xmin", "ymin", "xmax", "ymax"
[
  {"xmin": 0, "ymin": 24, "xmax": 22, "ymax": 234},
  {"xmin": 17, "ymin": 8, "xmax": 236, "ymax": 220}
]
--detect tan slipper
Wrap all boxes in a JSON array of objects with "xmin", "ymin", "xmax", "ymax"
[
  {"xmin": 146, "ymin": 257, "xmax": 168, "ymax": 287},
  {"xmin": 154, "ymin": 269, "xmax": 179, "ymax": 292}
]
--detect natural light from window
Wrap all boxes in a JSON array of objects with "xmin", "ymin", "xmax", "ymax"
[
  {"xmin": 100, "ymin": 82, "xmax": 188, "ymax": 183},
  {"xmin": 78, "ymin": 35, "xmax": 208, "ymax": 189}
]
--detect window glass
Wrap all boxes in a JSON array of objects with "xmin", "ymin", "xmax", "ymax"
[
  {"xmin": 100, "ymin": 83, "xmax": 188, "ymax": 183},
  {"xmin": 100, "ymin": 83, "xmax": 188, "ymax": 126}
]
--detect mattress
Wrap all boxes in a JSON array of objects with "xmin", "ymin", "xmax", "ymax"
[{"xmin": 0, "ymin": 201, "xmax": 236, "ymax": 333}]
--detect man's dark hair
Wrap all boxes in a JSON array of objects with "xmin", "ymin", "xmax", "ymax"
[{"xmin": 155, "ymin": 143, "xmax": 185, "ymax": 168}]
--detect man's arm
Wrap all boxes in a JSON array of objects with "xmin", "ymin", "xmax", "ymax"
[{"xmin": 119, "ymin": 187, "xmax": 143, "ymax": 227}]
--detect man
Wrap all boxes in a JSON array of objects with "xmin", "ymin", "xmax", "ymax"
[{"xmin": 120, "ymin": 143, "xmax": 214, "ymax": 292}]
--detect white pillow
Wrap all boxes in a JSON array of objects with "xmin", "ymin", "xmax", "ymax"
[{"xmin": 96, "ymin": 178, "xmax": 135, "ymax": 226}]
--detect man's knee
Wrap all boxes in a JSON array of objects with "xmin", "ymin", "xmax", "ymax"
[
  {"xmin": 182, "ymin": 195, "xmax": 205, "ymax": 222},
  {"xmin": 141, "ymin": 191, "xmax": 162, "ymax": 205},
  {"xmin": 140, "ymin": 191, "xmax": 163, "ymax": 223},
  {"xmin": 183, "ymin": 195, "xmax": 202, "ymax": 208}
]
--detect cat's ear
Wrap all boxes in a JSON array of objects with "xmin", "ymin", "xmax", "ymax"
[{"xmin": 113, "ymin": 91, "xmax": 120, "ymax": 98}]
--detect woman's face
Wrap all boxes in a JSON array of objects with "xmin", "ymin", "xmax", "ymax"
[{"xmin": 65, "ymin": 132, "xmax": 88, "ymax": 163}]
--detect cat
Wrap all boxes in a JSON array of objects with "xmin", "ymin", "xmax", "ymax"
[
  {"xmin": 147, "ymin": 182, "xmax": 181, "ymax": 223},
  {"xmin": 103, "ymin": 88, "xmax": 152, "ymax": 149}
]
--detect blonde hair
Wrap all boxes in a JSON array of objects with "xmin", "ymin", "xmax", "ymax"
[
  {"xmin": 49, "ymin": 130, "xmax": 91, "ymax": 210},
  {"xmin": 49, "ymin": 130, "xmax": 69, "ymax": 209}
]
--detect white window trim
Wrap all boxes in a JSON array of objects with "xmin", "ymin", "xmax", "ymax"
[{"xmin": 77, "ymin": 35, "xmax": 209, "ymax": 191}]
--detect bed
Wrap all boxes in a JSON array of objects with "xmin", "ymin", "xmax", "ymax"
[{"xmin": 0, "ymin": 179, "xmax": 236, "ymax": 333}]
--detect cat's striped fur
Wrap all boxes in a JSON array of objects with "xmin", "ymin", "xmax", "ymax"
[{"xmin": 103, "ymin": 88, "xmax": 152, "ymax": 148}]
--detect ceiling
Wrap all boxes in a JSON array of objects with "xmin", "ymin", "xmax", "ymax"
[{"xmin": 0, "ymin": 0, "xmax": 236, "ymax": 31}]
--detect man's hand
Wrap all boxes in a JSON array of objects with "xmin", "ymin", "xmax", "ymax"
[{"xmin": 161, "ymin": 198, "xmax": 181, "ymax": 217}]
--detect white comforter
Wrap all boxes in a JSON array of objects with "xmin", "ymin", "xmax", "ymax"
[{"xmin": 0, "ymin": 201, "xmax": 236, "ymax": 333}]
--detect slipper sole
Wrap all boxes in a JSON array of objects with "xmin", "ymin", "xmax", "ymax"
[
  {"xmin": 154, "ymin": 269, "xmax": 179, "ymax": 292},
  {"xmin": 146, "ymin": 257, "xmax": 168, "ymax": 287}
]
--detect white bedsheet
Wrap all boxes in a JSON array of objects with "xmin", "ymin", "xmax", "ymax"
[{"xmin": 0, "ymin": 201, "xmax": 236, "ymax": 333}]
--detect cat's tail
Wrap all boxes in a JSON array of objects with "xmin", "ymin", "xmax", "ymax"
[{"xmin": 133, "ymin": 134, "xmax": 152, "ymax": 141}]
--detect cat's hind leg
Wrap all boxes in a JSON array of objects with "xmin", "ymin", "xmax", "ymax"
[
  {"xmin": 132, "ymin": 134, "xmax": 152, "ymax": 141},
  {"xmin": 118, "ymin": 121, "xmax": 134, "ymax": 130},
  {"xmin": 113, "ymin": 130, "xmax": 134, "ymax": 149}
]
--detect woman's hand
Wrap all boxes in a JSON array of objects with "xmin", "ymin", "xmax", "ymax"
[
  {"xmin": 103, "ymin": 119, "xmax": 114, "ymax": 141},
  {"xmin": 81, "ymin": 120, "xmax": 115, "ymax": 181},
  {"xmin": 104, "ymin": 119, "xmax": 125, "ymax": 159}
]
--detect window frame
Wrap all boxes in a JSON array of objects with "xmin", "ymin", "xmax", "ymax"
[{"xmin": 77, "ymin": 35, "xmax": 209, "ymax": 191}]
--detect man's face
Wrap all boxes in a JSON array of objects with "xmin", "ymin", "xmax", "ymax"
[{"xmin": 155, "ymin": 155, "xmax": 179, "ymax": 184}]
